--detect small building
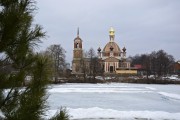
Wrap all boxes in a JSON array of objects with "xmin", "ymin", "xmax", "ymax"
[
  {"xmin": 174, "ymin": 61, "xmax": 180, "ymax": 75},
  {"xmin": 134, "ymin": 64, "xmax": 146, "ymax": 75}
]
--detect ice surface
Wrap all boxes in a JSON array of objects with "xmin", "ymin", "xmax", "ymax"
[
  {"xmin": 47, "ymin": 83, "xmax": 180, "ymax": 119},
  {"xmin": 49, "ymin": 87, "xmax": 153, "ymax": 93},
  {"xmin": 145, "ymin": 86, "xmax": 157, "ymax": 90}
]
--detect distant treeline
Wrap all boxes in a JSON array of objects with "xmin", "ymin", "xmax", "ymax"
[{"xmin": 129, "ymin": 49, "xmax": 176, "ymax": 79}]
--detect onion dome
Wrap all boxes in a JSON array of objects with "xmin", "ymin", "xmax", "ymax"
[
  {"xmin": 122, "ymin": 47, "xmax": 126, "ymax": 52},
  {"xmin": 109, "ymin": 27, "xmax": 115, "ymax": 36},
  {"xmin": 97, "ymin": 47, "xmax": 101, "ymax": 52}
]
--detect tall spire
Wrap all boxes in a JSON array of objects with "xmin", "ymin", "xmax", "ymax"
[{"xmin": 77, "ymin": 27, "xmax": 79, "ymax": 36}]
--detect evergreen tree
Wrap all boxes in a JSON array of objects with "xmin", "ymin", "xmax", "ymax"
[{"xmin": 0, "ymin": 0, "xmax": 69, "ymax": 119}]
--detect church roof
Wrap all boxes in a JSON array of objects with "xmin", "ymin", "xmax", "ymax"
[
  {"xmin": 74, "ymin": 36, "xmax": 82, "ymax": 41},
  {"xmin": 103, "ymin": 41, "xmax": 121, "ymax": 52}
]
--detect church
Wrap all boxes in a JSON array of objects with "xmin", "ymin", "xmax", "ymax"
[{"xmin": 72, "ymin": 27, "xmax": 131, "ymax": 74}]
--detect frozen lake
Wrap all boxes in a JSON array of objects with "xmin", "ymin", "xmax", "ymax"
[{"xmin": 47, "ymin": 83, "xmax": 180, "ymax": 120}]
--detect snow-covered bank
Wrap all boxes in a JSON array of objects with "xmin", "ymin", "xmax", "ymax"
[{"xmin": 47, "ymin": 107, "xmax": 180, "ymax": 120}]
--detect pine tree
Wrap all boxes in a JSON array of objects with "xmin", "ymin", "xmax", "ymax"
[{"xmin": 0, "ymin": 0, "xmax": 69, "ymax": 119}]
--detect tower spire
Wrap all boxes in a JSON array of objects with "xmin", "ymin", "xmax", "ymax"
[{"xmin": 77, "ymin": 27, "xmax": 79, "ymax": 36}]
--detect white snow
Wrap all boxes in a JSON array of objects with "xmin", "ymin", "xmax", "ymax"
[
  {"xmin": 0, "ymin": 110, "xmax": 5, "ymax": 119},
  {"xmin": 162, "ymin": 75, "xmax": 180, "ymax": 81},
  {"xmin": 158, "ymin": 92, "xmax": 180, "ymax": 100},
  {"xmin": 47, "ymin": 83, "xmax": 180, "ymax": 120},
  {"xmin": 48, "ymin": 87, "xmax": 152, "ymax": 93},
  {"xmin": 145, "ymin": 87, "xmax": 157, "ymax": 90},
  {"xmin": 47, "ymin": 107, "xmax": 180, "ymax": 120},
  {"xmin": 48, "ymin": 83, "xmax": 156, "ymax": 93},
  {"xmin": 168, "ymin": 76, "xmax": 179, "ymax": 80}
]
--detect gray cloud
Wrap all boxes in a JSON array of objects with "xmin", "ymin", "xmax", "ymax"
[{"xmin": 35, "ymin": 0, "xmax": 180, "ymax": 63}]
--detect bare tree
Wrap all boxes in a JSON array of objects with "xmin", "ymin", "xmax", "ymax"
[
  {"xmin": 87, "ymin": 48, "xmax": 104, "ymax": 82},
  {"xmin": 131, "ymin": 50, "xmax": 175, "ymax": 78},
  {"xmin": 156, "ymin": 50, "xmax": 174, "ymax": 76},
  {"xmin": 91, "ymin": 57, "xmax": 103, "ymax": 81},
  {"xmin": 46, "ymin": 44, "xmax": 67, "ymax": 82},
  {"xmin": 88, "ymin": 48, "xmax": 95, "ymax": 76},
  {"xmin": 149, "ymin": 51, "xmax": 158, "ymax": 79},
  {"xmin": 80, "ymin": 58, "xmax": 89, "ymax": 82},
  {"xmin": 142, "ymin": 54, "xmax": 151, "ymax": 79}
]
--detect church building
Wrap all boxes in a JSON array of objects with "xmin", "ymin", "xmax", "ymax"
[
  {"xmin": 72, "ymin": 27, "xmax": 131, "ymax": 74},
  {"xmin": 97, "ymin": 27, "xmax": 130, "ymax": 73}
]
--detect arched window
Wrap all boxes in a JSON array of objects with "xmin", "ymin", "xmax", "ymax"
[{"xmin": 76, "ymin": 43, "xmax": 79, "ymax": 48}]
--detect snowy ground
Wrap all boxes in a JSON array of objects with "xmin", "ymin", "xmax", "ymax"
[{"xmin": 47, "ymin": 83, "xmax": 180, "ymax": 120}]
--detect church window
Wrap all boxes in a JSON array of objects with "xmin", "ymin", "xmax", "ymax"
[
  {"xmin": 76, "ymin": 43, "xmax": 79, "ymax": 48},
  {"xmin": 110, "ymin": 52, "xmax": 113, "ymax": 57}
]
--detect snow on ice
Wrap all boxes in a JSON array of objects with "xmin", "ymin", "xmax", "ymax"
[{"xmin": 47, "ymin": 83, "xmax": 180, "ymax": 120}]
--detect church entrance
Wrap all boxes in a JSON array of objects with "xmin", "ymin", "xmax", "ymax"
[{"xmin": 110, "ymin": 66, "xmax": 113, "ymax": 73}]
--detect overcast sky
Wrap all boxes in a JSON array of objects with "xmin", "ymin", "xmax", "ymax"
[{"xmin": 34, "ymin": 0, "xmax": 180, "ymax": 63}]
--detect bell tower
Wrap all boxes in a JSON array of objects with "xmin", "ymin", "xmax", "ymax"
[
  {"xmin": 72, "ymin": 28, "xmax": 83, "ymax": 73},
  {"xmin": 73, "ymin": 28, "xmax": 83, "ymax": 59}
]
